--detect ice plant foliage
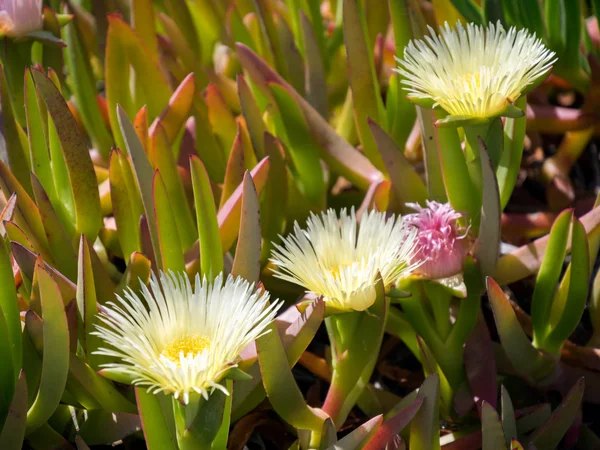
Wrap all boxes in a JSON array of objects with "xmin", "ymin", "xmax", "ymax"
[
  {"xmin": 0, "ymin": 0, "xmax": 43, "ymax": 37},
  {"xmin": 271, "ymin": 209, "xmax": 420, "ymax": 311},
  {"xmin": 395, "ymin": 21, "xmax": 556, "ymax": 119},
  {"xmin": 94, "ymin": 272, "xmax": 281, "ymax": 404},
  {"xmin": 405, "ymin": 201, "xmax": 470, "ymax": 279}
]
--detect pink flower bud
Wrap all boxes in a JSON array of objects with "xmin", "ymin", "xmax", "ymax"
[
  {"xmin": 0, "ymin": 0, "xmax": 43, "ymax": 38},
  {"xmin": 405, "ymin": 201, "xmax": 471, "ymax": 279}
]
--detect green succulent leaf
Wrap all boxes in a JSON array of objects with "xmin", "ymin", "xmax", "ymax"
[
  {"xmin": 0, "ymin": 370, "xmax": 27, "ymax": 450},
  {"xmin": 231, "ymin": 172, "xmax": 261, "ymax": 283},
  {"xmin": 25, "ymin": 265, "xmax": 70, "ymax": 435}
]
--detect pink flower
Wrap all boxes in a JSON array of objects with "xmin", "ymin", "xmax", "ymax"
[
  {"xmin": 405, "ymin": 201, "xmax": 471, "ymax": 279},
  {"xmin": 0, "ymin": 0, "xmax": 43, "ymax": 38}
]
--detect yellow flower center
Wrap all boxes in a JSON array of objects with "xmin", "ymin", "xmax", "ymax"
[
  {"xmin": 460, "ymin": 72, "xmax": 482, "ymax": 89},
  {"xmin": 161, "ymin": 334, "xmax": 210, "ymax": 363}
]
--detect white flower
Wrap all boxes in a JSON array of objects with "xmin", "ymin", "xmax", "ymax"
[
  {"xmin": 0, "ymin": 0, "xmax": 43, "ymax": 37},
  {"xmin": 94, "ymin": 271, "xmax": 281, "ymax": 404},
  {"xmin": 395, "ymin": 21, "xmax": 556, "ymax": 119},
  {"xmin": 271, "ymin": 209, "xmax": 419, "ymax": 312}
]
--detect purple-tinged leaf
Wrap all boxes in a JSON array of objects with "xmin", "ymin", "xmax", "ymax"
[
  {"xmin": 464, "ymin": 315, "xmax": 497, "ymax": 416},
  {"xmin": 528, "ymin": 378, "xmax": 584, "ymax": 449},
  {"xmin": 409, "ymin": 374, "xmax": 441, "ymax": 450},
  {"xmin": 482, "ymin": 402, "xmax": 508, "ymax": 450},
  {"xmin": 327, "ymin": 415, "xmax": 382, "ymax": 449},
  {"xmin": 363, "ymin": 398, "xmax": 424, "ymax": 449},
  {"xmin": 0, "ymin": 371, "xmax": 27, "ymax": 450}
]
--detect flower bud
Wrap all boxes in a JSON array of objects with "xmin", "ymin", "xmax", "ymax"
[
  {"xmin": 405, "ymin": 201, "xmax": 471, "ymax": 280},
  {"xmin": 0, "ymin": 0, "xmax": 43, "ymax": 38}
]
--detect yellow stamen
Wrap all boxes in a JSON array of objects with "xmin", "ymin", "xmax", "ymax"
[{"xmin": 161, "ymin": 334, "xmax": 210, "ymax": 362}]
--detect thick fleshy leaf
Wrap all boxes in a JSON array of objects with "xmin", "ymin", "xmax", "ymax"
[
  {"xmin": 0, "ymin": 63, "xmax": 31, "ymax": 195},
  {"xmin": 327, "ymin": 415, "xmax": 382, "ymax": 449},
  {"xmin": 25, "ymin": 266, "xmax": 69, "ymax": 434},
  {"xmin": 106, "ymin": 15, "xmax": 171, "ymax": 150},
  {"xmin": 206, "ymin": 84, "xmax": 237, "ymax": 157},
  {"xmin": 218, "ymin": 156, "xmax": 270, "ymax": 253},
  {"xmin": 130, "ymin": 0, "xmax": 159, "ymax": 60},
  {"xmin": 64, "ymin": 18, "xmax": 113, "ymax": 158},
  {"xmin": 0, "ymin": 159, "xmax": 50, "ymax": 257},
  {"xmin": 501, "ymin": 386, "xmax": 517, "ymax": 446},
  {"xmin": 32, "ymin": 68, "xmax": 102, "ymax": 244},
  {"xmin": 528, "ymin": 378, "xmax": 584, "ymax": 449},
  {"xmin": 220, "ymin": 133, "xmax": 247, "ymax": 208},
  {"xmin": 174, "ymin": 389, "xmax": 225, "ymax": 449},
  {"xmin": 212, "ymin": 379, "xmax": 233, "ymax": 449},
  {"xmin": 118, "ymin": 105, "xmax": 162, "ymax": 269},
  {"xmin": 149, "ymin": 73, "xmax": 195, "ymax": 144},
  {"xmin": 11, "ymin": 243, "xmax": 76, "ymax": 305},
  {"xmin": 116, "ymin": 252, "xmax": 151, "ymax": 295},
  {"xmin": 300, "ymin": 11, "xmax": 327, "ymax": 119},
  {"xmin": 343, "ymin": 0, "xmax": 385, "ymax": 172},
  {"xmin": 260, "ymin": 133, "xmax": 287, "ymax": 264},
  {"xmin": 232, "ymin": 299, "xmax": 325, "ymax": 420},
  {"xmin": 149, "ymin": 125, "xmax": 196, "ymax": 250},
  {"xmin": 135, "ymin": 389, "xmax": 178, "ymax": 450},
  {"xmin": 0, "ymin": 302, "xmax": 14, "ymax": 426},
  {"xmin": 236, "ymin": 43, "xmax": 382, "ymax": 190},
  {"xmin": 482, "ymin": 402, "xmax": 508, "ymax": 450},
  {"xmin": 76, "ymin": 236, "xmax": 101, "ymax": 368},
  {"xmin": 486, "ymin": 278, "xmax": 552, "ymax": 381},
  {"xmin": 368, "ymin": 119, "xmax": 427, "ymax": 210},
  {"xmin": 238, "ymin": 74, "xmax": 267, "ymax": 159},
  {"xmin": 544, "ymin": 217, "xmax": 589, "ymax": 354},
  {"xmin": 67, "ymin": 354, "xmax": 136, "ymax": 413},
  {"xmin": 231, "ymin": 172, "xmax": 261, "ymax": 283},
  {"xmin": 0, "ymin": 370, "xmax": 27, "ymax": 450},
  {"xmin": 417, "ymin": 107, "xmax": 447, "ymax": 202},
  {"xmin": 24, "ymin": 69, "xmax": 54, "ymax": 203},
  {"xmin": 109, "ymin": 149, "xmax": 144, "ymax": 263},
  {"xmin": 270, "ymin": 84, "xmax": 325, "ymax": 205},
  {"xmin": 257, "ymin": 322, "xmax": 328, "ymax": 431},
  {"xmin": 496, "ymin": 204, "xmax": 600, "ymax": 285},
  {"xmin": 363, "ymin": 398, "xmax": 424, "ymax": 449},
  {"xmin": 409, "ymin": 374, "xmax": 441, "ymax": 450},
  {"xmin": 464, "ymin": 315, "xmax": 497, "ymax": 416},
  {"xmin": 530, "ymin": 210, "xmax": 572, "ymax": 347},
  {"xmin": 31, "ymin": 175, "xmax": 77, "ymax": 281},
  {"xmin": 0, "ymin": 238, "xmax": 21, "ymax": 385},
  {"xmin": 190, "ymin": 155, "xmax": 223, "ymax": 280},
  {"xmin": 498, "ymin": 96, "xmax": 527, "ymax": 209},
  {"xmin": 475, "ymin": 137, "xmax": 501, "ymax": 277},
  {"xmin": 153, "ymin": 171, "xmax": 185, "ymax": 273}
]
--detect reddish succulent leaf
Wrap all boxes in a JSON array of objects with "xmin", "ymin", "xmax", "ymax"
[
  {"xmin": 363, "ymin": 398, "xmax": 424, "ymax": 449},
  {"xmin": 464, "ymin": 315, "xmax": 497, "ymax": 416}
]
